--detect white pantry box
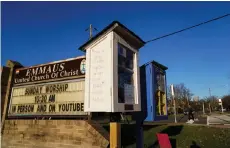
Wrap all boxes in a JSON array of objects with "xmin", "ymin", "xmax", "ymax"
[{"xmin": 79, "ymin": 21, "xmax": 145, "ymax": 112}]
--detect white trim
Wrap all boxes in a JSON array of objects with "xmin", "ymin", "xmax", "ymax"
[{"xmin": 113, "ymin": 32, "xmax": 141, "ymax": 112}]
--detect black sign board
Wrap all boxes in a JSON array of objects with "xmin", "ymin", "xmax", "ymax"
[{"xmin": 13, "ymin": 57, "xmax": 86, "ymax": 85}]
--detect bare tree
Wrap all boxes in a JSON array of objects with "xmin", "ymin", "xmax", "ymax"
[
  {"xmin": 167, "ymin": 83, "xmax": 194, "ymax": 113},
  {"xmin": 203, "ymin": 96, "xmax": 219, "ymax": 111}
]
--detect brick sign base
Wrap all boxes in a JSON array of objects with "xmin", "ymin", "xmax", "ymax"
[{"xmin": 2, "ymin": 120, "xmax": 109, "ymax": 148}]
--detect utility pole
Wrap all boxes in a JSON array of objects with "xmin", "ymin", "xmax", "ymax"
[
  {"xmin": 203, "ymin": 102, "xmax": 205, "ymax": 115},
  {"xmin": 85, "ymin": 24, "xmax": 97, "ymax": 39},
  {"xmin": 221, "ymin": 100, "xmax": 224, "ymax": 113},
  {"xmin": 209, "ymin": 88, "xmax": 212, "ymax": 114},
  {"xmin": 209, "ymin": 88, "xmax": 211, "ymax": 97},
  {"xmin": 186, "ymin": 93, "xmax": 190, "ymax": 106}
]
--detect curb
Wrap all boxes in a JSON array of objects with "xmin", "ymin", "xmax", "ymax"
[
  {"xmin": 164, "ymin": 123, "xmax": 230, "ymax": 128},
  {"xmin": 186, "ymin": 123, "xmax": 230, "ymax": 128},
  {"xmin": 144, "ymin": 122, "xmax": 230, "ymax": 128}
]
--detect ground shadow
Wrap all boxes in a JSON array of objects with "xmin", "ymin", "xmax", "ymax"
[
  {"xmin": 103, "ymin": 123, "xmax": 163, "ymax": 147},
  {"xmin": 147, "ymin": 125, "xmax": 183, "ymax": 148},
  {"xmin": 160, "ymin": 125, "xmax": 183, "ymax": 136},
  {"xmin": 190, "ymin": 141, "xmax": 201, "ymax": 148},
  {"xmin": 121, "ymin": 124, "xmax": 163, "ymax": 147},
  {"xmin": 103, "ymin": 125, "xmax": 109, "ymax": 132},
  {"xmin": 143, "ymin": 124, "xmax": 163, "ymax": 131}
]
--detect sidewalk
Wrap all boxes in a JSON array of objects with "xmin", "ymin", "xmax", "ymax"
[
  {"xmin": 207, "ymin": 114, "xmax": 230, "ymax": 126},
  {"xmin": 144, "ymin": 121, "xmax": 230, "ymax": 128},
  {"xmin": 166, "ymin": 122, "xmax": 230, "ymax": 129}
]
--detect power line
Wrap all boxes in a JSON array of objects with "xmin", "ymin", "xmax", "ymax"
[{"xmin": 145, "ymin": 13, "xmax": 230, "ymax": 44}]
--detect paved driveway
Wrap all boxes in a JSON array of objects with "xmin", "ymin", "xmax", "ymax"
[
  {"xmin": 148, "ymin": 114, "xmax": 207, "ymax": 124},
  {"xmin": 208, "ymin": 114, "xmax": 230, "ymax": 125}
]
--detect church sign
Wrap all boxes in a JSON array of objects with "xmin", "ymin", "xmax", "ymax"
[
  {"xmin": 13, "ymin": 56, "xmax": 86, "ymax": 85},
  {"xmin": 8, "ymin": 80, "xmax": 86, "ymax": 117},
  {"xmin": 8, "ymin": 57, "xmax": 87, "ymax": 118}
]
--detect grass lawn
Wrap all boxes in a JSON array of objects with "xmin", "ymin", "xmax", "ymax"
[{"xmin": 104, "ymin": 124, "xmax": 230, "ymax": 148}]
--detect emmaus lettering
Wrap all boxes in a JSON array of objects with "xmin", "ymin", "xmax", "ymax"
[{"xmin": 26, "ymin": 63, "xmax": 65, "ymax": 77}]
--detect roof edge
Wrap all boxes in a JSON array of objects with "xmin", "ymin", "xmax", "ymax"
[
  {"xmin": 141, "ymin": 60, "xmax": 168, "ymax": 70},
  {"xmin": 78, "ymin": 21, "xmax": 145, "ymax": 51}
]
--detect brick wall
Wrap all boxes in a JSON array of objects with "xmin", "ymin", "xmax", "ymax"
[{"xmin": 1, "ymin": 120, "xmax": 109, "ymax": 148}]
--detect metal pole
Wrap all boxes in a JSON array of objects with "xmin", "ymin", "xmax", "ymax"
[
  {"xmin": 203, "ymin": 102, "xmax": 205, "ymax": 114},
  {"xmin": 174, "ymin": 99, "xmax": 177, "ymax": 123},
  {"xmin": 85, "ymin": 24, "xmax": 97, "ymax": 40},
  {"xmin": 89, "ymin": 24, "xmax": 92, "ymax": 39},
  {"xmin": 221, "ymin": 103, "xmax": 224, "ymax": 113},
  {"xmin": 171, "ymin": 84, "xmax": 177, "ymax": 123},
  {"xmin": 209, "ymin": 88, "xmax": 212, "ymax": 113},
  {"xmin": 136, "ymin": 120, "xmax": 144, "ymax": 148},
  {"xmin": 219, "ymin": 99, "xmax": 224, "ymax": 113},
  {"xmin": 209, "ymin": 88, "xmax": 211, "ymax": 96},
  {"xmin": 209, "ymin": 103, "xmax": 211, "ymax": 114}
]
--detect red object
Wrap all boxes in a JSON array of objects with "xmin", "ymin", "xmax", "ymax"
[{"xmin": 156, "ymin": 133, "xmax": 172, "ymax": 148}]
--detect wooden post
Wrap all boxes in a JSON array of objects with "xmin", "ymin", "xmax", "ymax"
[
  {"xmin": 1, "ymin": 60, "xmax": 23, "ymax": 133},
  {"xmin": 1, "ymin": 66, "xmax": 10, "ymax": 121},
  {"xmin": 110, "ymin": 122, "xmax": 121, "ymax": 148}
]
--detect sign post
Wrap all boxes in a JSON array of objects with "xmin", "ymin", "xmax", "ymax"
[
  {"xmin": 1, "ymin": 60, "xmax": 23, "ymax": 133},
  {"xmin": 203, "ymin": 102, "xmax": 205, "ymax": 114},
  {"xmin": 79, "ymin": 21, "xmax": 145, "ymax": 148},
  {"xmin": 218, "ymin": 99, "xmax": 223, "ymax": 113},
  {"xmin": 170, "ymin": 84, "xmax": 177, "ymax": 123},
  {"xmin": 110, "ymin": 122, "xmax": 121, "ymax": 148}
]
